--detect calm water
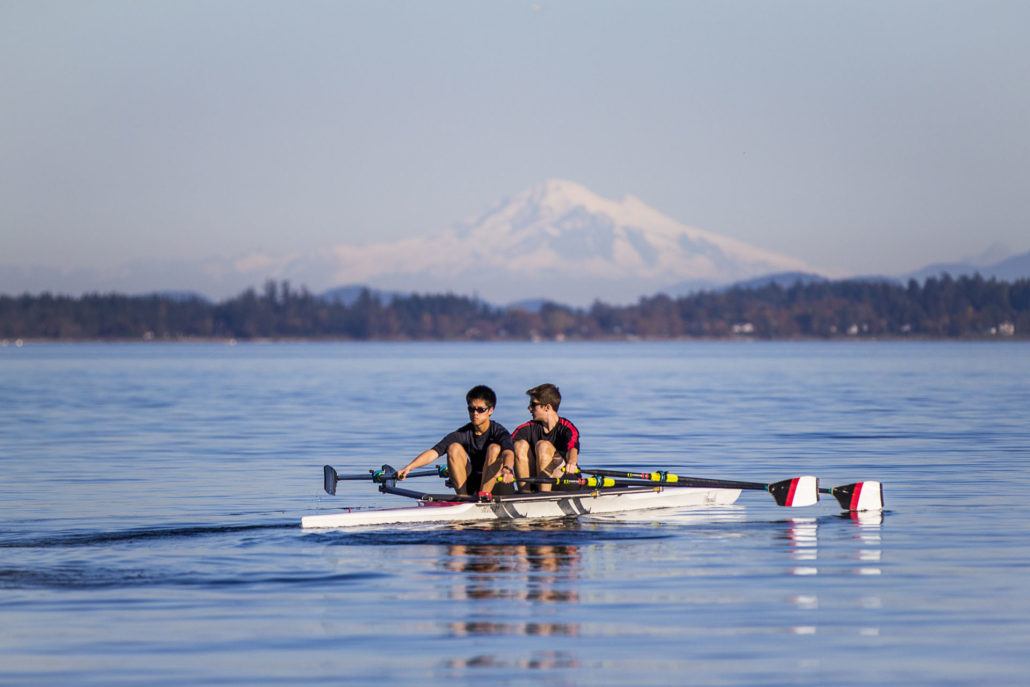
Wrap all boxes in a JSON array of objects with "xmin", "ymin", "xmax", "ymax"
[{"xmin": 2, "ymin": 341, "xmax": 1028, "ymax": 686}]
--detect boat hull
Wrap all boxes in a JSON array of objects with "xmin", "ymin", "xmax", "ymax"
[{"xmin": 301, "ymin": 486, "xmax": 741, "ymax": 528}]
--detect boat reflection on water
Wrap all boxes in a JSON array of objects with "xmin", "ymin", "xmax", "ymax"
[
  {"xmin": 782, "ymin": 510, "xmax": 885, "ymax": 637},
  {"xmin": 442, "ymin": 541, "xmax": 581, "ymax": 606},
  {"xmin": 784, "ymin": 510, "xmax": 884, "ymax": 577},
  {"xmin": 441, "ymin": 521, "xmax": 582, "ymax": 609},
  {"xmin": 786, "ymin": 517, "xmax": 820, "ymax": 576},
  {"xmin": 440, "ymin": 521, "xmax": 582, "ymax": 672},
  {"xmin": 848, "ymin": 509, "xmax": 885, "ymax": 576},
  {"xmin": 443, "ymin": 650, "xmax": 579, "ymax": 672}
]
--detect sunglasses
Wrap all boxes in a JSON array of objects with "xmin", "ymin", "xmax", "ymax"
[
  {"xmin": 467, "ymin": 405, "xmax": 491, "ymax": 414},
  {"xmin": 528, "ymin": 402, "xmax": 546, "ymax": 409}
]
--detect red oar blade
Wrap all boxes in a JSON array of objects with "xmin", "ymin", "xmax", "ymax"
[
  {"xmin": 767, "ymin": 476, "xmax": 819, "ymax": 507},
  {"xmin": 830, "ymin": 481, "xmax": 883, "ymax": 512}
]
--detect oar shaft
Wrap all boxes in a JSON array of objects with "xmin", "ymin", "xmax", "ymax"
[
  {"xmin": 586, "ymin": 476, "xmax": 767, "ymax": 490},
  {"xmin": 580, "ymin": 468, "xmax": 769, "ymax": 491},
  {"xmin": 322, "ymin": 464, "xmax": 447, "ymax": 495},
  {"xmin": 579, "ymin": 469, "xmax": 821, "ymax": 507},
  {"xmin": 333, "ymin": 467, "xmax": 444, "ymax": 481}
]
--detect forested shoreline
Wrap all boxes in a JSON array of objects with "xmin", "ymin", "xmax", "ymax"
[{"xmin": 2, "ymin": 275, "xmax": 1028, "ymax": 341}]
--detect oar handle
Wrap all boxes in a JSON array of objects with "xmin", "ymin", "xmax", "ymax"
[
  {"xmin": 580, "ymin": 467, "xmax": 684, "ymax": 483},
  {"xmin": 509, "ymin": 475, "xmax": 617, "ymax": 488}
]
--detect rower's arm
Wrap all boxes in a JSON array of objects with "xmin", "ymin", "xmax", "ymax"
[
  {"xmin": 565, "ymin": 447, "xmax": 579, "ymax": 473},
  {"xmin": 398, "ymin": 449, "xmax": 441, "ymax": 479}
]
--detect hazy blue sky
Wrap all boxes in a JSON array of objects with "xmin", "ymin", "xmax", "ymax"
[{"xmin": 3, "ymin": 0, "xmax": 1028, "ymax": 280}]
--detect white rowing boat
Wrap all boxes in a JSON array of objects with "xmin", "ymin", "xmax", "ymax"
[
  {"xmin": 300, "ymin": 464, "xmax": 882, "ymax": 530},
  {"xmin": 301, "ymin": 483, "xmax": 742, "ymax": 528}
]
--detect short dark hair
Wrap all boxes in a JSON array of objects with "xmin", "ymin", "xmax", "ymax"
[
  {"xmin": 526, "ymin": 383, "xmax": 561, "ymax": 411},
  {"xmin": 466, "ymin": 385, "xmax": 497, "ymax": 408}
]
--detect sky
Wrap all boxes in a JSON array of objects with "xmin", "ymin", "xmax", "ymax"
[{"xmin": 3, "ymin": 0, "xmax": 1029, "ymax": 288}]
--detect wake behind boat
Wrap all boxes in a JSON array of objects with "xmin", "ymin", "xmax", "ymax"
[{"xmin": 300, "ymin": 465, "xmax": 883, "ymax": 529}]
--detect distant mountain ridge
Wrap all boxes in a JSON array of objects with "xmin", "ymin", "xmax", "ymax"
[
  {"xmin": 309, "ymin": 179, "xmax": 815, "ymax": 306},
  {"xmin": 3, "ymin": 180, "xmax": 1028, "ymax": 302},
  {"xmin": 0, "ymin": 181, "xmax": 820, "ymax": 306},
  {"xmin": 903, "ymin": 248, "xmax": 1030, "ymax": 284}
]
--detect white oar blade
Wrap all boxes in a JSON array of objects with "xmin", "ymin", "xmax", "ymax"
[
  {"xmin": 768, "ymin": 476, "xmax": 819, "ymax": 507},
  {"xmin": 831, "ymin": 481, "xmax": 884, "ymax": 512}
]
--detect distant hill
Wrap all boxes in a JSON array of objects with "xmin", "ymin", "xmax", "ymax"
[
  {"xmin": 988, "ymin": 251, "xmax": 1030, "ymax": 281},
  {"xmin": 905, "ymin": 249, "xmax": 1030, "ymax": 283},
  {"xmin": 721, "ymin": 272, "xmax": 828, "ymax": 291},
  {"xmin": 146, "ymin": 291, "xmax": 210, "ymax": 303},
  {"xmin": 6, "ymin": 275, "xmax": 1027, "ymax": 340}
]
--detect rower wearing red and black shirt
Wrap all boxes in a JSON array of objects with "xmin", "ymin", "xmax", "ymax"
[{"xmin": 512, "ymin": 383, "xmax": 580, "ymax": 492}]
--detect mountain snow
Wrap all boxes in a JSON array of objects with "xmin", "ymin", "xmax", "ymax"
[
  {"xmin": 0, "ymin": 180, "xmax": 836, "ymax": 303},
  {"xmin": 6, "ymin": 181, "xmax": 1026, "ymax": 303},
  {"xmin": 313, "ymin": 180, "xmax": 815, "ymax": 305}
]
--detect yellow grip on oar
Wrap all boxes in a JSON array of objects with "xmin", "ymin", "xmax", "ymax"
[{"xmin": 643, "ymin": 471, "xmax": 678, "ymax": 483}]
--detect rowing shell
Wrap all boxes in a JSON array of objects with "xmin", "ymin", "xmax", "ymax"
[{"xmin": 301, "ymin": 484, "xmax": 741, "ymax": 529}]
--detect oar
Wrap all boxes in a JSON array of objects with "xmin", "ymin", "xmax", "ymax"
[
  {"xmin": 824, "ymin": 480, "xmax": 883, "ymax": 512},
  {"xmin": 321, "ymin": 464, "xmax": 447, "ymax": 495},
  {"xmin": 514, "ymin": 469, "xmax": 816, "ymax": 506},
  {"xmin": 579, "ymin": 468, "xmax": 883, "ymax": 511}
]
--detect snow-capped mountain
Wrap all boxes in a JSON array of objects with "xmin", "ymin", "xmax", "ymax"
[
  {"xmin": 309, "ymin": 180, "xmax": 815, "ymax": 305},
  {"xmin": 1, "ymin": 180, "xmax": 818, "ymax": 304}
]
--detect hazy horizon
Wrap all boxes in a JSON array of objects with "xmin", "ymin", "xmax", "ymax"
[{"xmin": 4, "ymin": 1, "xmax": 1029, "ymax": 293}]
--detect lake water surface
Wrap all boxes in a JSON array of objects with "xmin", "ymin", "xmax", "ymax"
[{"xmin": 2, "ymin": 341, "xmax": 1028, "ymax": 685}]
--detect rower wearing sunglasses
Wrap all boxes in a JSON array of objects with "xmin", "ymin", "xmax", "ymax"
[
  {"xmin": 397, "ymin": 385, "xmax": 516, "ymax": 499},
  {"xmin": 511, "ymin": 383, "xmax": 581, "ymax": 492}
]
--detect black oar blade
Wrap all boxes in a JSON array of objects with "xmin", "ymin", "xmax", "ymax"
[
  {"xmin": 767, "ymin": 476, "xmax": 819, "ymax": 507},
  {"xmin": 829, "ymin": 481, "xmax": 883, "ymax": 512},
  {"xmin": 323, "ymin": 465, "xmax": 339, "ymax": 495}
]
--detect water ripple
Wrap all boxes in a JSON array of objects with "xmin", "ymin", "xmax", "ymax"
[{"xmin": 0, "ymin": 523, "xmax": 297, "ymax": 549}]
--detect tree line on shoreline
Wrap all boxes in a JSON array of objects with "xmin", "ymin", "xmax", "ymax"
[{"xmin": 2, "ymin": 274, "xmax": 1028, "ymax": 341}]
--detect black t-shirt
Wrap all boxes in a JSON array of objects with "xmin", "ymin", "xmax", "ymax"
[{"xmin": 432, "ymin": 421, "xmax": 514, "ymax": 473}]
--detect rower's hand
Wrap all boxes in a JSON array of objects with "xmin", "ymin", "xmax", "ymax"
[
  {"xmin": 499, "ymin": 466, "xmax": 515, "ymax": 484},
  {"xmin": 396, "ymin": 466, "xmax": 410, "ymax": 480},
  {"xmin": 564, "ymin": 464, "xmax": 579, "ymax": 475}
]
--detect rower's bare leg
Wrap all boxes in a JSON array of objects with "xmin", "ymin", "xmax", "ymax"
[
  {"xmin": 480, "ymin": 443, "xmax": 503, "ymax": 495},
  {"xmin": 446, "ymin": 443, "xmax": 471, "ymax": 496},
  {"xmin": 535, "ymin": 440, "xmax": 561, "ymax": 492},
  {"xmin": 513, "ymin": 439, "xmax": 533, "ymax": 492}
]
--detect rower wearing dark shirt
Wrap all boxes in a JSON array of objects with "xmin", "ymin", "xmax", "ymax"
[
  {"xmin": 397, "ymin": 385, "xmax": 516, "ymax": 497},
  {"xmin": 511, "ymin": 383, "xmax": 580, "ymax": 492}
]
